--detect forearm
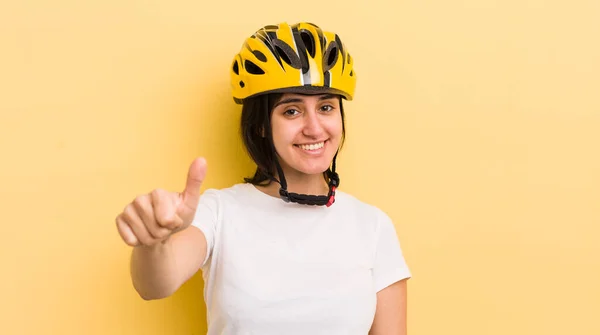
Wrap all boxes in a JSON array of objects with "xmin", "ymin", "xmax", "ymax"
[{"xmin": 130, "ymin": 239, "xmax": 180, "ymax": 300}]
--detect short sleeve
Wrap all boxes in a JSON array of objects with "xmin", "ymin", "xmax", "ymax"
[
  {"xmin": 373, "ymin": 210, "xmax": 411, "ymax": 292},
  {"xmin": 191, "ymin": 189, "xmax": 220, "ymax": 267}
]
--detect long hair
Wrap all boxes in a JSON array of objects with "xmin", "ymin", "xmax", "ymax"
[{"xmin": 240, "ymin": 93, "xmax": 346, "ymax": 185}]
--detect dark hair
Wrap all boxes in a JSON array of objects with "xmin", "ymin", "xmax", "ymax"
[{"xmin": 240, "ymin": 93, "xmax": 346, "ymax": 185}]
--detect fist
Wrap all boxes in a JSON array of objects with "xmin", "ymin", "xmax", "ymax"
[{"xmin": 116, "ymin": 158, "xmax": 207, "ymax": 247}]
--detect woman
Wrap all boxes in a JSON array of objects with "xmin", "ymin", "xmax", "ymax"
[{"xmin": 116, "ymin": 22, "xmax": 411, "ymax": 334}]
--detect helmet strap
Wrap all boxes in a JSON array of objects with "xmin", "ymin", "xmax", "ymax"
[{"xmin": 275, "ymin": 152, "xmax": 340, "ymax": 207}]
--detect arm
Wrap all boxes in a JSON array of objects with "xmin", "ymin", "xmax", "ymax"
[
  {"xmin": 115, "ymin": 158, "xmax": 209, "ymax": 300},
  {"xmin": 369, "ymin": 279, "xmax": 408, "ymax": 335},
  {"xmin": 130, "ymin": 226, "xmax": 207, "ymax": 300}
]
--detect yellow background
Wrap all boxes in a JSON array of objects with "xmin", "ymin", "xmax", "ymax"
[{"xmin": 1, "ymin": 0, "xmax": 598, "ymax": 334}]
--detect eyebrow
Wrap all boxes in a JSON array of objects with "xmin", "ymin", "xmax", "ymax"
[{"xmin": 273, "ymin": 94, "xmax": 338, "ymax": 109}]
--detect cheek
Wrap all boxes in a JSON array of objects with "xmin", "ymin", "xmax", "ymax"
[
  {"xmin": 325, "ymin": 117, "xmax": 344, "ymax": 141},
  {"xmin": 271, "ymin": 120, "xmax": 296, "ymax": 150}
]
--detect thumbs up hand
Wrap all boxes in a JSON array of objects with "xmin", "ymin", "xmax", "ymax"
[{"xmin": 116, "ymin": 158, "xmax": 207, "ymax": 247}]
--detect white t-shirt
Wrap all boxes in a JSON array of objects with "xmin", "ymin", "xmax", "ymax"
[{"xmin": 192, "ymin": 183, "xmax": 411, "ymax": 335}]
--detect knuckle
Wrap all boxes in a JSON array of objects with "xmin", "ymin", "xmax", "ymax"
[
  {"xmin": 135, "ymin": 199, "xmax": 154, "ymax": 221},
  {"xmin": 132, "ymin": 195, "xmax": 148, "ymax": 210},
  {"xmin": 156, "ymin": 215, "xmax": 174, "ymax": 228},
  {"xmin": 122, "ymin": 205, "xmax": 135, "ymax": 222},
  {"xmin": 155, "ymin": 210, "xmax": 172, "ymax": 225},
  {"xmin": 151, "ymin": 188, "xmax": 165, "ymax": 199}
]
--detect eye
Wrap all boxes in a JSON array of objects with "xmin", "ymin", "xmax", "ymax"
[
  {"xmin": 283, "ymin": 108, "xmax": 300, "ymax": 116},
  {"xmin": 320, "ymin": 104, "xmax": 335, "ymax": 112}
]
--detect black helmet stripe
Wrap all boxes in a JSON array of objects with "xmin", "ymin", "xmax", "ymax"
[
  {"xmin": 335, "ymin": 34, "xmax": 345, "ymax": 73},
  {"xmin": 292, "ymin": 25, "xmax": 311, "ymax": 85},
  {"xmin": 317, "ymin": 29, "xmax": 326, "ymax": 55},
  {"xmin": 253, "ymin": 29, "xmax": 285, "ymax": 69}
]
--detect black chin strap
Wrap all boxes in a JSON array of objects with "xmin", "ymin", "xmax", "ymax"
[
  {"xmin": 264, "ymin": 96, "xmax": 340, "ymax": 207},
  {"xmin": 275, "ymin": 152, "xmax": 340, "ymax": 207}
]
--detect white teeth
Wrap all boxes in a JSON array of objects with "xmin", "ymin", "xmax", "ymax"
[{"xmin": 299, "ymin": 142, "xmax": 324, "ymax": 151}]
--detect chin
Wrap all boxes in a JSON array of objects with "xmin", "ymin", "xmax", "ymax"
[{"xmin": 293, "ymin": 160, "xmax": 333, "ymax": 176}]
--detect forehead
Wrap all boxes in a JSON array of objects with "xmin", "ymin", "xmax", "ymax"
[{"xmin": 276, "ymin": 93, "xmax": 339, "ymax": 104}]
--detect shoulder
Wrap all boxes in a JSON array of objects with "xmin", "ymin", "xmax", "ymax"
[
  {"xmin": 199, "ymin": 183, "xmax": 250, "ymax": 200},
  {"xmin": 335, "ymin": 189, "xmax": 387, "ymax": 215},
  {"xmin": 334, "ymin": 189, "xmax": 392, "ymax": 229},
  {"xmin": 197, "ymin": 183, "xmax": 264, "ymax": 211},
  {"xmin": 192, "ymin": 183, "xmax": 254, "ymax": 225}
]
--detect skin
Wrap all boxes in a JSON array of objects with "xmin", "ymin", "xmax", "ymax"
[
  {"xmin": 115, "ymin": 157, "xmax": 208, "ymax": 300},
  {"xmin": 115, "ymin": 93, "xmax": 407, "ymax": 333},
  {"xmin": 370, "ymin": 279, "xmax": 408, "ymax": 335},
  {"xmin": 256, "ymin": 93, "xmax": 343, "ymax": 197}
]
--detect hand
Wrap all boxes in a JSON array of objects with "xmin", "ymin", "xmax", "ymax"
[{"xmin": 116, "ymin": 157, "xmax": 207, "ymax": 247}]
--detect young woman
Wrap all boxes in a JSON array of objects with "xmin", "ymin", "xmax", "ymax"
[{"xmin": 116, "ymin": 22, "xmax": 411, "ymax": 335}]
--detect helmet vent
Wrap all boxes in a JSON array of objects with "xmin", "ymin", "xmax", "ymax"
[
  {"xmin": 244, "ymin": 60, "xmax": 265, "ymax": 75},
  {"xmin": 300, "ymin": 30, "xmax": 316, "ymax": 58},
  {"xmin": 327, "ymin": 47, "xmax": 338, "ymax": 66},
  {"xmin": 232, "ymin": 60, "xmax": 239, "ymax": 75},
  {"xmin": 252, "ymin": 50, "xmax": 267, "ymax": 62},
  {"xmin": 323, "ymin": 42, "xmax": 339, "ymax": 72}
]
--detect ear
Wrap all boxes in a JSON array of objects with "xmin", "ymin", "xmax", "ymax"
[{"xmin": 260, "ymin": 127, "xmax": 266, "ymax": 138}]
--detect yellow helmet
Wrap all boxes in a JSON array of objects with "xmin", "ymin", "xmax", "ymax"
[{"xmin": 230, "ymin": 22, "xmax": 356, "ymax": 104}]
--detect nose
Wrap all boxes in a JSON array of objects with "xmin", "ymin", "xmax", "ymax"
[{"xmin": 302, "ymin": 109, "xmax": 324, "ymax": 138}]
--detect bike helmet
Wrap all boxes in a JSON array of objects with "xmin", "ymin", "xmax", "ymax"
[{"xmin": 231, "ymin": 22, "xmax": 356, "ymax": 104}]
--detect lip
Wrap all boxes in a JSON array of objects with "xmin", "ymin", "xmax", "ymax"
[{"xmin": 294, "ymin": 140, "xmax": 328, "ymax": 155}]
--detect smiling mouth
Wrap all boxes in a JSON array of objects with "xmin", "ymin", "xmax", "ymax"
[{"xmin": 294, "ymin": 140, "xmax": 326, "ymax": 151}]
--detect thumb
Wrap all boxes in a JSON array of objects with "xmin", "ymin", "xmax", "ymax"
[{"xmin": 180, "ymin": 157, "xmax": 207, "ymax": 213}]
